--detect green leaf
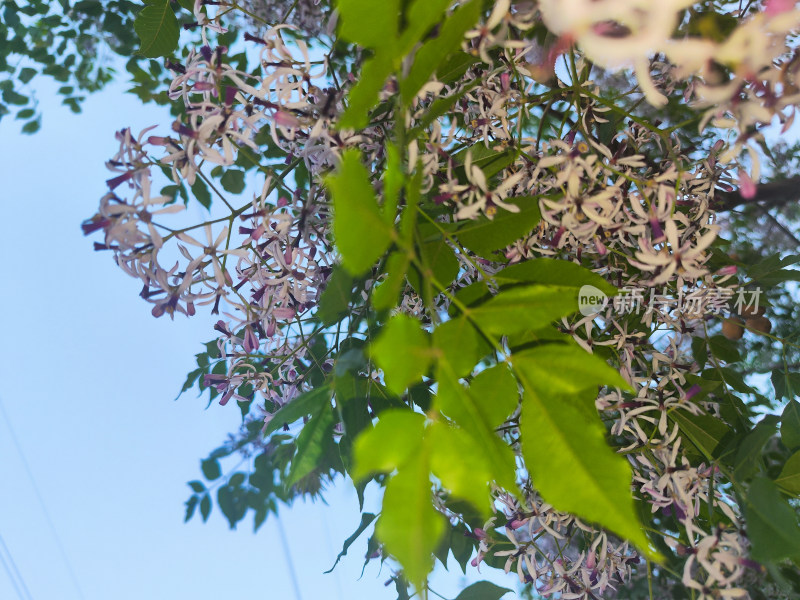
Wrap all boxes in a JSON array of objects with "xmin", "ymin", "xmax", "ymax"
[
  {"xmin": 401, "ymin": 0, "xmax": 482, "ymax": 103},
  {"xmin": 352, "ymin": 409, "xmax": 426, "ymax": 480},
  {"xmin": 670, "ymin": 410, "xmax": 732, "ymax": 461},
  {"xmin": 708, "ymin": 335, "xmax": 741, "ymax": 363},
  {"xmin": 325, "ymin": 512, "xmax": 377, "ymax": 573},
  {"xmin": 21, "ymin": 118, "xmax": 40, "ymax": 134},
  {"xmin": 201, "ymin": 458, "xmax": 221, "ymax": 480},
  {"xmin": 134, "ymin": 0, "xmax": 179, "ymax": 58},
  {"xmin": 427, "ymin": 421, "xmax": 494, "ymax": 515},
  {"xmin": 743, "ymin": 477, "xmax": 800, "ymax": 562},
  {"xmin": 734, "ymin": 415, "xmax": 778, "ymax": 481},
  {"xmin": 775, "ymin": 450, "xmax": 800, "ymax": 495},
  {"xmin": 220, "ymin": 169, "xmax": 245, "ymax": 194},
  {"xmin": 372, "ymin": 251, "xmax": 410, "ymax": 311},
  {"xmin": 375, "ymin": 447, "xmax": 445, "ymax": 589},
  {"xmin": 453, "ymin": 581, "xmax": 512, "ymax": 600},
  {"xmin": 338, "ymin": 53, "xmax": 395, "ymax": 130},
  {"xmin": 434, "ymin": 368, "xmax": 519, "ymax": 493},
  {"xmin": 286, "ymin": 400, "xmax": 335, "ymax": 487},
  {"xmin": 18, "ymin": 67, "xmax": 36, "ymax": 83},
  {"xmin": 453, "ymin": 145, "xmax": 517, "ymax": 179},
  {"xmin": 773, "ymin": 371, "xmax": 800, "ymax": 401},
  {"xmin": 336, "ymin": 0, "xmax": 399, "ymax": 49},
  {"xmin": 453, "ymin": 196, "xmax": 542, "ymax": 258},
  {"xmin": 512, "ymin": 345, "xmax": 632, "ymax": 397},
  {"xmin": 432, "ymin": 317, "xmax": 486, "ymax": 379},
  {"xmin": 327, "ymin": 149, "xmax": 393, "ymax": 275},
  {"xmin": 191, "ymin": 177, "xmax": 212, "ymax": 209},
  {"xmin": 515, "ymin": 370, "xmax": 656, "ymax": 561},
  {"xmin": 318, "ymin": 266, "xmax": 355, "ymax": 326},
  {"xmin": 493, "ymin": 258, "xmax": 618, "ymax": 296},
  {"xmin": 188, "ymin": 480, "xmax": 205, "ymax": 493},
  {"xmin": 436, "ymin": 51, "xmax": 479, "ymax": 84},
  {"xmin": 263, "ymin": 386, "xmax": 332, "ymax": 436},
  {"xmin": 411, "ymin": 228, "xmax": 459, "ymax": 292},
  {"xmin": 371, "ymin": 314, "xmax": 432, "ymax": 395},
  {"xmin": 200, "ymin": 494, "xmax": 211, "ymax": 521},
  {"xmin": 781, "ymin": 399, "xmax": 800, "ymax": 450},
  {"xmin": 466, "ymin": 285, "xmax": 581, "ymax": 335}
]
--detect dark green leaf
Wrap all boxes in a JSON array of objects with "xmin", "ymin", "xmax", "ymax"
[
  {"xmin": 493, "ymin": 257, "xmax": 618, "ymax": 296},
  {"xmin": 325, "ymin": 513, "xmax": 377, "ymax": 573},
  {"xmin": 264, "ymin": 386, "xmax": 332, "ymax": 436},
  {"xmin": 743, "ymin": 477, "xmax": 800, "ymax": 562},
  {"xmin": 201, "ymin": 458, "xmax": 221, "ymax": 480},
  {"xmin": 200, "ymin": 494, "xmax": 211, "ymax": 521},
  {"xmin": 670, "ymin": 410, "xmax": 732, "ymax": 461},
  {"xmin": 734, "ymin": 416, "xmax": 778, "ymax": 481},
  {"xmin": 286, "ymin": 401, "xmax": 335, "ymax": 487},
  {"xmin": 453, "ymin": 196, "xmax": 542, "ymax": 258},
  {"xmin": 318, "ymin": 266, "xmax": 355, "ymax": 326},
  {"xmin": 191, "ymin": 177, "xmax": 212, "ymax": 209},
  {"xmin": 134, "ymin": 0, "xmax": 179, "ymax": 58},
  {"xmin": 188, "ymin": 480, "xmax": 205, "ymax": 493},
  {"xmin": 781, "ymin": 399, "xmax": 800, "ymax": 450},
  {"xmin": 220, "ymin": 169, "xmax": 245, "ymax": 194},
  {"xmin": 708, "ymin": 335, "xmax": 741, "ymax": 363},
  {"xmin": 453, "ymin": 581, "xmax": 512, "ymax": 600}
]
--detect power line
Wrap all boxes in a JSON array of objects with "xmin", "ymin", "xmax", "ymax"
[
  {"xmin": 0, "ymin": 532, "xmax": 33, "ymax": 600},
  {"xmin": 275, "ymin": 516, "xmax": 304, "ymax": 600},
  {"xmin": 0, "ymin": 396, "xmax": 85, "ymax": 600}
]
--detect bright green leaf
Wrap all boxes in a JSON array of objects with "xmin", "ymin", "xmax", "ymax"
[
  {"xmin": 466, "ymin": 285, "xmax": 582, "ymax": 335},
  {"xmin": 494, "ymin": 258, "xmax": 618, "ymax": 296},
  {"xmin": 327, "ymin": 149, "xmax": 393, "ymax": 274},
  {"xmin": 371, "ymin": 314, "xmax": 432, "ymax": 395},
  {"xmin": 432, "ymin": 317, "xmax": 485, "ymax": 379},
  {"xmin": 516, "ymin": 374, "xmax": 656, "ymax": 561},
  {"xmin": 338, "ymin": 54, "xmax": 395, "ymax": 130},
  {"xmin": 352, "ymin": 409, "xmax": 426, "ymax": 480},
  {"xmin": 401, "ymin": 0, "xmax": 482, "ymax": 103},
  {"xmin": 375, "ymin": 447, "xmax": 446, "ymax": 589},
  {"xmin": 513, "ymin": 345, "xmax": 632, "ymax": 397},
  {"xmin": 428, "ymin": 422, "xmax": 493, "ymax": 515},
  {"xmin": 336, "ymin": 0, "xmax": 399, "ymax": 49}
]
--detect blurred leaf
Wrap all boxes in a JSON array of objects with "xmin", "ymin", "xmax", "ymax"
[
  {"xmin": 371, "ymin": 314, "xmax": 432, "ymax": 395},
  {"xmin": 220, "ymin": 169, "xmax": 245, "ymax": 194},
  {"xmin": 201, "ymin": 458, "xmax": 221, "ymax": 480},
  {"xmin": 775, "ymin": 450, "xmax": 800, "ymax": 495},
  {"xmin": 744, "ymin": 477, "xmax": 800, "ymax": 562},
  {"xmin": 318, "ymin": 266, "xmax": 355, "ymax": 326},
  {"xmin": 781, "ymin": 399, "xmax": 800, "ymax": 450}
]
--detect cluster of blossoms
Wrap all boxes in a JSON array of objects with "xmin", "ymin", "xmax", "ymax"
[{"xmin": 84, "ymin": 1, "xmax": 800, "ymax": 598}]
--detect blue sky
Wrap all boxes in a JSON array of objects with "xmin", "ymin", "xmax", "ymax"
[{"xmin": 0, "ymin": 76, "xmax": 513, "ymax": 599}]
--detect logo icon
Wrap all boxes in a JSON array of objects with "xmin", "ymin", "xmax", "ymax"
[{"xmin": 578, "ymin": 285, "xmax": 608, "ymax": 317}]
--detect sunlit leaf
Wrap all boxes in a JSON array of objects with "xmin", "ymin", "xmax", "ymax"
[
  {"xmin": 327, "ymin": 149, "xmax": 393, "ymax": 274},
  {"xmin": 371, "ymin": 314, "xmax": 432, "ymax": 395}
]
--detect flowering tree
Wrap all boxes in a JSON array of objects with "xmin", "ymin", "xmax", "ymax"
[{"xmin": 73, "ymin": 0, "xmax": 800, "ymax": 598}]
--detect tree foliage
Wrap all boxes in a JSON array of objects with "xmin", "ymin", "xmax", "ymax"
[{"xmin": 48, "ymin": 0, "xmax": 800, "ymax": 597}]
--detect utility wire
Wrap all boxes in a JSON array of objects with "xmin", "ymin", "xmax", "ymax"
[
  {"xmin": 0, "ymin": 532, "xmax": 33, "ymax": 600},
  {"xmin": 275, "ymin": 515, "xmax": 304, "ymax": 600},
  {"xmin": 0, "ymin": 535, "xmax": 26, "ymax": 600},
  {"xmin": 0, "ymin": 396, "xmax": 86, "ymax": 600}
]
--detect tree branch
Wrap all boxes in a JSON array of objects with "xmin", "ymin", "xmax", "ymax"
[{"xmin": 715, "ymin": 176, "xmax": 800, "ymax": 211}]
